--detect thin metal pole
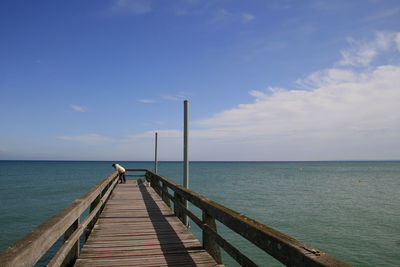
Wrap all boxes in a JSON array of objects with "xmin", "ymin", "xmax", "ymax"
[
  {"xmin": 183, "ymin": 100, "xmax": 189, "ymax": 188},
  {"xmin": 154, "ymin": 132, "xmax": 158, "ymax": 173},
  {"xmin": 183, "ymin": 100, "xmax": 189, "ymax": 226}
]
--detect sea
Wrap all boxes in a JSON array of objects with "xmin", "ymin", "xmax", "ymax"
[{"xmin": 0, "ymin": 160, "xmax": 399, "ymax": 266}]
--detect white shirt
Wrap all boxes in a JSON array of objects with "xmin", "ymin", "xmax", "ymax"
[{"xmin": 114, "ymin": 164, "xmax": 125, "ymax": 174}]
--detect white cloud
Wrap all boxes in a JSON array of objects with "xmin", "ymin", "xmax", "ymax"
[
  {"xmin": 189, "ymin": 63, "xmax": 400, "ymax": 160},
  {"xmin": 338, "ymin": 31, "xmax": 400, "ymax": 66},
  {"xmin": 296, "ymin": 69, "xmax": 357, "ymax": 88},
  {"xmin": 70, "ymin": 104, "xmax": 88, "ymax": 112},
  {"xmin": 139, "ymin": 32, "xmax": 400, "ymax": 160},
  {"xmin": 137, "ymin": 99, "xmax": 156, "ymax": 103},
  {"xmin": 395, "ymin": 33, "xmax": 400, "ymax": 51},
  {"xmin": 110, "ymin": 0, "xmax": 151, "ymax": 15},
  {"xmin": 58, "ymin": 134, "xmax": 115, "ymax": 144}
]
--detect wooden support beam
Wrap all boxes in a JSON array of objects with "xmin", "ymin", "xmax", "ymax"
[
  {"xmin": 61, "ymin": 218, "xmax": 79, "ymax": 267},
  {"xmin": 202, "ymin": 211, "xmax": 222, "ymax": 264}
]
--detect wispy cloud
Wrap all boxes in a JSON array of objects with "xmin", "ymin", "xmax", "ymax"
[
  {"xmin": 131, "ymin": 129, "xmax": 182, "ymax": 139},
  {"xmin": 137, "ymin": 98, "xmax": 156, "ymax": 103},
  {"xmin": 162, "ymin": 94, "xmax": 188, "ymax": 101},
  {"xmin": 295, "ymin": 69, "xmax": 357, "ymax": 89},
  {"xmin": 338, "ymin": 31, "xmax": 400, "ymax": 66},
  {"xmin": 70, "ymin": 104, "xmax": 88, "ymax": 112},
  {"xmin": 299, "ymin": 24, "xmax": 317, "ymax": 35},
  {"xmin": 311, "ymin": 0, "xmax": 347, "ymax": 11},
  {"xmin": 172, "ymin": 0, "xmax": 222, "ymax": 17},
  {"xmin": 109, "ymin": 0, "xmax": 151, "ymax": 15},
  {"xmin": 210, "ymin": 9, "xmax": 233, "ymax": 24},
  {"xmin": 242, "ymin": 13, "xmax": 255, "ymax": 24},
  {"xmin": 239, "ymin": 38, "xmax": 288, "ymax": 61},
  {"xmin": 366, "ymin": 7, "xmax": 400, "ymax": 21},
  {"xmin": 209, "ymin": 9, "xmax": 255, "ymax": 25},
  {"xmin": 58, "ymin": 134, "xmax": 115, "ymax": 144}
]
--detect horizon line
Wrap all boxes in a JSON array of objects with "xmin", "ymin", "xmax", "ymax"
[{"xmin": 1, "ymin": 159, "xmax": 399, "ymax": 162}]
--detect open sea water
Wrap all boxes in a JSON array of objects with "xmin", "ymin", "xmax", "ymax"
[{"xmin": 0, "ymin": 160, "xmax": 399, "ymax": 266}]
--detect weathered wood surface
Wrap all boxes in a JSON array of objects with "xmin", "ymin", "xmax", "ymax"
[{"xmin": 75, "ymin": 180, "xmax": 220, "ymax": 267}]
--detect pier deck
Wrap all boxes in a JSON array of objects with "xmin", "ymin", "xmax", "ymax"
[{"xmin": 75, "ymin": 180, "xmax": 219, "ymax": 267}]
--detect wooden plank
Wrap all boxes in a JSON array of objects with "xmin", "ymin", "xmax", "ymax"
[{"xmin": 75, "ymin": 180, "xmax": 219, "ymax": 267}]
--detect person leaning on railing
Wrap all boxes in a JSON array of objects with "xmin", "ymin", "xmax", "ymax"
[{"xmin": 112, "ymin": 163, "xmax": 126, "ymax": 184}]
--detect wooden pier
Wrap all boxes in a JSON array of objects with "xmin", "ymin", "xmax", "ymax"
[
  {"xmin": 0, "ymin": 169, "xmax": 352, "ymax": 267},
  {"xmin": 75, "ymin": 180, "xmax": 218, "ymax": 267}
]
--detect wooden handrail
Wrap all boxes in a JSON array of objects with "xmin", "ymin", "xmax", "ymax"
[
  {"xmin": 0, "ymin": 171, "xmax": 119, "ymax": 267},
  {"xmin": 143, "ymin": 170, "xmax": 352, "ymax": 267}
]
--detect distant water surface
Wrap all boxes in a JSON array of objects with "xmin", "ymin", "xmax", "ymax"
[{"xmin": 0, "ymin": 161, "xmax": 399, "ymax": 266}]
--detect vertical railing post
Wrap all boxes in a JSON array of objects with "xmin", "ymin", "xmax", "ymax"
[
  {"xmin": 145, "ymin": 171, "xmax": 152, "ymax": 186},
  {"xmin": 62, "ymin": 218, "xmax": 80, "ymax": 267},
  {"xmin": 203, "ymin": 211, "xmax": 222, "ymax": 264},
  {"xmin": 153, "ymin": 175, "xmax": 161, "ymax": 196},
  {"xmin": 161, "ymin": 182, "xmax": 171, "ymax": 207},
  {"xmin": 156, "ymin": 177, "xmax": 160, "ymax": 195},
  {"xmin": 86, "ymin": 194, "xmax": 101, "ymax": 240},
  {"xmin": 174, "ymin": 192, "xmax": 187, "ymax": 225}
]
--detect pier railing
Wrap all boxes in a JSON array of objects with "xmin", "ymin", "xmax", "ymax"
[
  {"xmin": 0, "ymin": 172, "xmax": 119, "ymax": 267},
  {"xmin": 141, "ymin": 169, "xmax": 351, "ymax": 267},
  {"xmin": 0, "ymin": 169, "xmax": 351, "ymax": 267}
]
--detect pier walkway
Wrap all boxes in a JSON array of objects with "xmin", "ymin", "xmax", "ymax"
[
  {"xmin": 0, "ymin": 169, "xmax": 352, "ymax": 267},
  {"xmin": 75, "ymin": 180, "xmax": 218, "ymax": 267}
]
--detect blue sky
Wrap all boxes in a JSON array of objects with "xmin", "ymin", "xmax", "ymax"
[{"xmin": 1, "ymin": 0, "xmax": 399, "ymax": 161}]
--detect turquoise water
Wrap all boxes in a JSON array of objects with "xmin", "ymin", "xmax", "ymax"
[{"xmin": 0, "ymin": 161, "xmax": 399, "ymax": 266}]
